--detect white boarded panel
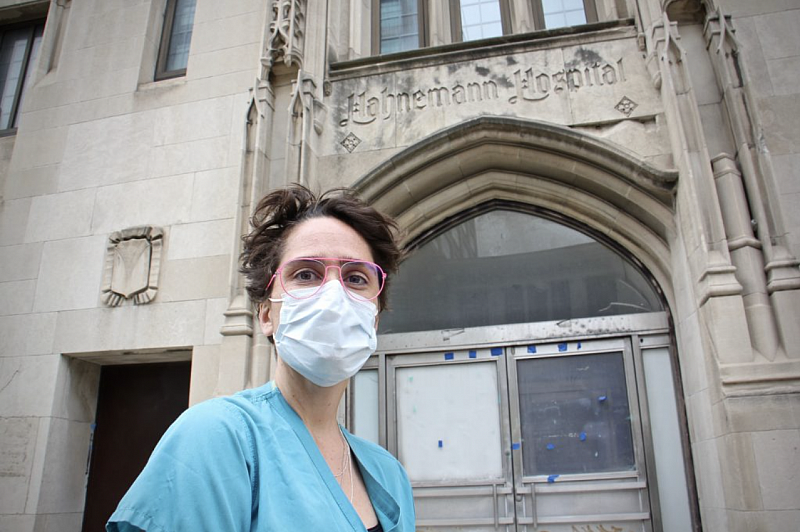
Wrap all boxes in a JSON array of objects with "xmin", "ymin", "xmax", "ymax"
[
  {"xmin": 352, "ymin": 369, "xmax": 379, "ymax": 445},
  {"xmin": 396, "ymin": 362, "xmax": 503, "ymax": 482}
]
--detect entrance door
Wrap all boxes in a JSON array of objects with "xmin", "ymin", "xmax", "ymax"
[
  {"xmin": 353, "ymin": 314, "xmax": 671, "ymax": 531},
  {"xmin": 81, "ymin": 361, "xmax": 191, "ymax": 532}
]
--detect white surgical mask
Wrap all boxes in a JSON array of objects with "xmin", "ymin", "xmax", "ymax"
[{"xmin": 271, "ymin": 281, "xmax": 378, "ymax": 387}]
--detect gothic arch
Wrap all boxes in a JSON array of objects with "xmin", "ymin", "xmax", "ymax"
[{"xmin": 353, "ymin": 116, "xmax": 679, "ymax": 307}]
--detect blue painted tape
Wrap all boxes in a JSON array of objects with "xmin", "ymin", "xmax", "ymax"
[
  {"xmin": 511, "ymin": 442, "xmax": 521, "ymax": 450},
  {"xmin": 547, "ymin": 474, "xmax": 560, "ymax": 483},
  {"xmin": 438, "ymin": 440, "xmax": 443, "ymax": 448},
  {"xmin": 491, "ymin": 347, "xmax": 503, "ymax": 356},
  {"xmin": 577, "ymin": 342, "xmax": 582, "ymax": 349},
  {"xmin": 527, "ymin": 345, "xmax": 537, "ymax": 353},
  {"xmin": 468, "ymin": 350, "xmax": 477, "ymax": 358},
  {"xmin": 579, "ymin": 432, "xmax": 587, "ymax": 441},
  {"xmin": 546, "ymin": 443, "xmax": 555, "ymax": 450},
  {"xmin": 444, "ymin": 352, "xmax": 454, "ymax": 360},
  {"xmin": 598, "ymin": 395, "xmax": 607, "ymax": 402},
  {"xmin": 558, "ymin": 343, "xmax": 567, "ymax": 352}
]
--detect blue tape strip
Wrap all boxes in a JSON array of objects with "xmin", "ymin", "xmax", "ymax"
[
  {"xmin": 527, "ymin": 345, "xmax": 537, "ymax": 353},
  {"xmin": 546, "ymin": 443, "xmax": 555, "ymax": 450},
  {"xmin": 598, "ymin": 395, "xmax": 607, "ymax": 402},
  {"xmin": 547, "ymin": 474, "xmax": 560, "ymax": 483},
  {"xmin": 558, "ymin": 343, "xmax": 568, "ymax": 352},
  {"xmin": 438, "ymin": 440, "xmax": 443, "ymax": 448},
  {"xmin": 468, "ymin": 350, "xmax": 477, "ymax": 359},
  {"xmin": 511, "ymin": 442, "xmax": 521, "ymax": 450},
  {"xmin": 579, "ymin": 432, "xmax": 587, "ymax": 441},
  {"xmin": 491, "ymin": 347, "xmax": 503, "ymax": 356},
  {"xmin": 444, "ymin": 352, "xmax": 454, "ymax": 360}
]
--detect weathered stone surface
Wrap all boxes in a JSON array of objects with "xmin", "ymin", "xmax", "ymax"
[
  {"xmin": 0, "ymin": 417, "xmax": 38, "ymax": 513},
  {"xmin": 158, "ymin": 255, "xmax": 229, "ymax": 302},
  {"xmin": 0, "ymin": 280, "xmax": 35, "ymax": 316},
  {"xmin": 0, "ymin": 355, "xmax": 59, "ymax": 417},
  {"xmin": 0, "ymin": 243, "xmax": 42, "ymax": 283},
  {"xmin": 32, "ymin": 236, "xmax": 106, "ymax": 313},
  {"xmin": 752, "ymin": 429, "xmax": 800, "ymax": 510},
  {"xmin": 23, "ymin": 189, "xmax": 95, "ymax": 243},
  {"xmin": 0, "ymin": 313, "xmax": 56, "ymax": 357},
  {"xmin": 189, "ymin": 166, "xmax": 239, "ymax": 222}
]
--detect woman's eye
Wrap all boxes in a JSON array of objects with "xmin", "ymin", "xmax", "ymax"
[
  {"xmin": 294, "ymin": 269, "xmax": 321, "ymax": 282},
  {"xmin": 344, "ymin": 273, "xmax": 369, "ymax": 286}
]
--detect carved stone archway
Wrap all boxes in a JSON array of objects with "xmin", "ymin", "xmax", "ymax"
[{"xmin": 353, "ymin": 116, "xmax": 679, "ymax": 306}]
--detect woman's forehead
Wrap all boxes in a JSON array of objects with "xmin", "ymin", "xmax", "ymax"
[{"xmin": 282, "ymin": 217, "xmax": 374, "ymax": 262}]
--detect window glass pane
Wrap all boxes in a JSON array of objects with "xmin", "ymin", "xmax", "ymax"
[
  {"xmin": 0, "ymin": 29, "xmax": 30, "ymax": 129},
  {"xmin": 460, "ymin": 0, "xmax": 504, "ymax": 41},
  {"xmin": 380, "ymin": 0, "xmax": 419, "ymax": 54},
  {"xmin": 379, "ymin": 210, "xmax": 663, "ymax": 334},
  {"xmin": 352, "ymin": 369, "xmax": 380, "ymax": 445},
  {"xmin": 517, "ymin": 352, "xmax": 635, "ymax": 476},
  {"xmin": 15, "ymin": 26, "xmax": 43, "ymax": 128},
  {"xmin": 396, "ymin": 362, "xmax": 503, "ymax": 481},
  {"xmin": 165, "ymin": 0, "xmax": 196, "ymax": 72},
  {"xmin": 542, "ymin": 0, "xmax": 587, "ymax": 29}
]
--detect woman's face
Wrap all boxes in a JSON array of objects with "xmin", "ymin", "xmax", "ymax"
[{"xmin": 258, "ymin": 216, "xmax": 377, "ymax": 337}]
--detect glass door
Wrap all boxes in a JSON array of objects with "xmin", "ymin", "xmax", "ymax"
[{"xmin": 508, "ymin": 337, "xmax": 652, "ymax": 532}]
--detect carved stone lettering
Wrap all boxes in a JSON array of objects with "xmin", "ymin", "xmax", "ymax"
[{"xmin": 339, "ymin": 57, "xmax": 628, "ymax": 128}]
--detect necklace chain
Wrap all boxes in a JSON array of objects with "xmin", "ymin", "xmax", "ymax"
[{"xmin": 333, "ymin": 427, "xmax": 354, "ymax": 502}]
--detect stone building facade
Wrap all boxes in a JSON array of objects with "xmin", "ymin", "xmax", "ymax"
[{"xmin": 0, "ymin": 0, "xmax": 798, "ymax": 530}]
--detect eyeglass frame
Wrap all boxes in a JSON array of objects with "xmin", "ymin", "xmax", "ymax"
[{"xmin": 266, "ymin": 257, "xmax": 387, "ymax": 302}]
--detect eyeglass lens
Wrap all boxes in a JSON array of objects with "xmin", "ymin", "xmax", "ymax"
[{"xmin": 279, "ymin": 259, "xmax": 384, "ymax": 300}]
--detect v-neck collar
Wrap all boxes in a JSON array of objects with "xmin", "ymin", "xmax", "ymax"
[{"xmin": 266, "ymin": 384, "xmax": 400, "ymax": 532}]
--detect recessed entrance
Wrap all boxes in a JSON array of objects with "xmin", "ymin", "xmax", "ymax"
[
  {"xmin": 349, "ymin": 208, "xmax": 693, "ymax": 531},
  {"xmin": 81, "ymin": 361, "xmax": 190, "ymax": 532}
]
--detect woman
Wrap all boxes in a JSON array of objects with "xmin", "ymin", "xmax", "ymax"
[{"xmin": 107, "ymin": 185, "xmax": 414, "ymax": 531}]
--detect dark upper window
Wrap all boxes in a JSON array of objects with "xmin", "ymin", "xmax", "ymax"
[
  {"xmin": 0, "ymin": 20, "xmax": 43, "ymax": 133},
  {"xmin": 374, "ymin": 0, "xmax": 425, "ymax": 54},
  {"xmin": 155, "ymin": 0, "xmax": 197, "ymax": 80}
]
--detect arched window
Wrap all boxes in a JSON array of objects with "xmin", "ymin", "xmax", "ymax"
[{"xmin": 380, "ymin": 207, "xmax": 663, "ymax": 334}]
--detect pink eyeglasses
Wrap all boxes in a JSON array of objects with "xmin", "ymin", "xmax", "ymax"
[{"xmin": 267, "ymin": 257, "xmax": 386, "ymax": 301}]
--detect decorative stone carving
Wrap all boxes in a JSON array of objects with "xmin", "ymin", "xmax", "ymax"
[
  {"xmin": 101, "ymin": 226, "xmax": 163, "ymax": 306},
  {"xmin": 341, "ymin": 132, "xmax": 361, "ymax": 153},
  {"xmin": 615, "ymin": 96, "xmax": 638, "ymax": 116},
  {"xmin": 261, "ymin": 0, "xmax": 306, "ymax": 79}
]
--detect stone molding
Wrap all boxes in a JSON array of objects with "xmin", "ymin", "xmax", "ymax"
[
  {"xmin": 101, "ymin": 226, "xmax": 163, "ymax": 306},
  {"xmin": 353, "ymin": 116, "xmax": 678, "ymax": 302}
]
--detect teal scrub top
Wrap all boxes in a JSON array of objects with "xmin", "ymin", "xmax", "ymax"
[{"xmin": 107, "ymin": 382, "xmax": 415, "ymax": 532}]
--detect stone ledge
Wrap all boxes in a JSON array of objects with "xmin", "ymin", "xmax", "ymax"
[{"xmin": 720, "ymin": 360, "xmax": 800, "ymax": 396}]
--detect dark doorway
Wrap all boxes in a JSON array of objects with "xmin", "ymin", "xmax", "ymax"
[{"xmin": 81, "ymin": 361, "xmax": 191, "ymax": 532}]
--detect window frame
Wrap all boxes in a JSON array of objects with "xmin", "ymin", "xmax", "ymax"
[
  {"xmin": 371, "ymin": 0, "xmax": 428, "ymax": 56},
  {"xmin": 0, "ymin": 19, "xmax": 45, "ymax": 135},
  {"xmin": 531, "ymin": 0, "xmax": 598, "ymax": 30},
  {"xmin": 449, "ymin": 0, "xmax": 512, "ymax": 43},
  {"xmin": 154, "ymin": 0, "xmax": 195, "ymax": 81}
]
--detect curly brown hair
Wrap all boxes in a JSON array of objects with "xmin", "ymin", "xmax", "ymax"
[{"xmin": 240, "ymin": 184, "xmax": 402, "ymax": 311}]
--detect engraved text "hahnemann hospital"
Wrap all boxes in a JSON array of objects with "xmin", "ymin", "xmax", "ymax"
[{"xmin": 340, "ymin": 58, "xmax": 627, "ymax": 127}]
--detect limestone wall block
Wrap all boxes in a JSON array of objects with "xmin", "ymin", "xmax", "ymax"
[
  {"xmin": 0, "ymin": 243, "xmax": 42, "ymax": 282},
  {"xmin": 754, "ymin": 9, "xmax": 800, "ymax": 61},
  {"xmin": 194, "ymin": 0, "xmax": 264, "ymax": 23},
  {"xmin": 153, "ymin": 96, "xmax": 234, "ymax": 147},
  {"xmin": 158, "ymin": 255, "xmax": 229, "ymax": 302},
  {"xmin": 0, "ymin": 355, "xmax": 60, "ymax": 417},
  {"xmin": 752, "ymin": 429, "xmax": 800, "ymax": 510},
  {"xmin": 203, "ymin": 297, "xmax": 228, "ymax": 346},
  {"xmin": 32, "ymin": 236, "xmax": 106, "ymax": 313},
  {"xmin": 190, "ymin": 11, "xmax": 262, "ymax": 56},
  {"xmin": 23, "ymin": 189, "xmax": 95, "ymax": 243},
  {"xmin": 0, "ymin": 416, "xmax": 38, "ymax": 513},
  {"xmin": 0, "ymin": 313, "xmax": 56, "ymax": 357},
  {"xmin": 726, "ymin": 392, "xmax": 800, "ymax": 433},
  {"xmin": 0, "ymin": 514, "xmax": 34, "ymax": 532},
  {"xmin": 58, "ymin": 112, "xmax": 155, "ymax": 192},
  {"xmin": 189, "ymin": 166, "xmax": 238, "ymax": 222},
  {"xmin": 773, "ymin": 153, "xmax": 800, "ymax": 196},
  {"xmin": 7, "ymin": 127, "xmax": 68, "ymax": 172},
  {"xmin": 0, "ymin": 280, "xmax": 35, "ymax": 315},
  {"xmin": 77, "ymin": 66, "xmax": 140, "ymax": 103},
  {"xmin": 3, "ymin": 165, "xmax": 60, "ymax": 201},
  {"xmin": 150, "ymin": 135, "xmax": 228, "ymax": 178},
  {"xmin": 730, "ymin": 16, "xmax": 774, "ymax": 98},
  {"xmin": 34, "ymin": 417, "xmax": 92, "ymax": 514},
  {"xmin": 54, "ymin": 300, "xmax": 206, "ymax": 354},
  {"xmin": 765, "ymin": 56, "xmax": 800, "ymax": 97},
  {"xmin": 186, "ymin": 42, "xmax": 261, "ymax": 80},
  {"xmin": 725, "ymin": 0, "xmax": 800, "ymax": 17},
  {"xmin": 759, "ymin": 94, "xmax": 800, "ymax": 156},
  {"xmin": 50, "ymin": 357, "xmax": 100, "ymax": 424},
  {"xmin": 692, "ymin": 438, "xmax": 728, "ymax": 518},
  {"xmin": 189, "ymin": 344, "xmax": 221, "ymax": 405},
  {"xmin": 90, "ymin": 174, "xmax": 193, "ymax": 234},
  {"xmin": 167, "ymin": 218, "xmax": 233, "ymax": 260}
]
